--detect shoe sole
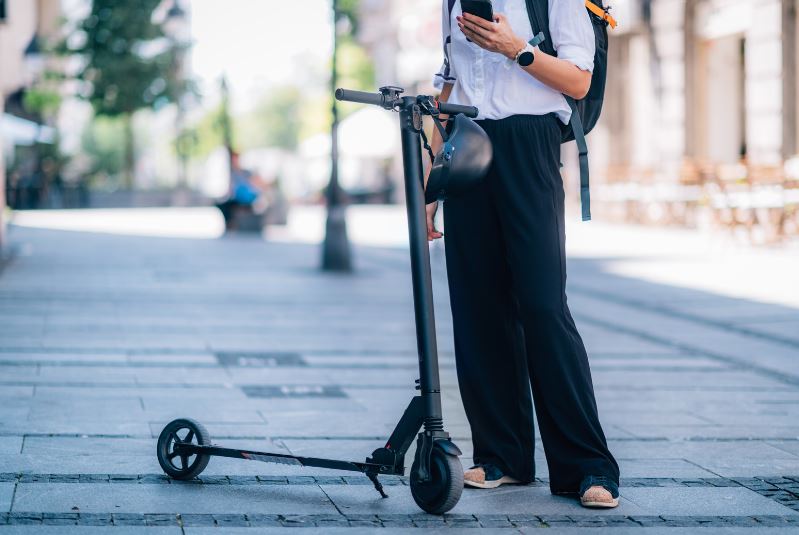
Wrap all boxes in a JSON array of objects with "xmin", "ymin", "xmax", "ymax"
[
  {"xmin": 464, "ymin": 476, "xmax": 521, "ymax": 489},
  {"xmin": 580, "ymin": 498, "xmax": 620, "ymax": 508}
]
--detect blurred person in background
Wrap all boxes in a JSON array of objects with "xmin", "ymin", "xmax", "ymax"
[
  {"xmin": 426, "ymin": 0, "xmax": 620, "ymax": 508},
  {"xmin": 216, "ymin": 152, "xmax": 269, "ymax": 229}
]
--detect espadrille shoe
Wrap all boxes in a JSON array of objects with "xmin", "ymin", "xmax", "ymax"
[
  {"xmin": 463, "ymin": 464, "xmax": 521, "ymax": 489},
  {"xmin": 579, "ymin": 475, "xmax": 619, "ymax": 508}
]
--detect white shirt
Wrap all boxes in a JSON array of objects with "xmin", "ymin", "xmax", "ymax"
[{"xmin": 433, "ymin": 0, "xmax": 596, "ymax": 123}]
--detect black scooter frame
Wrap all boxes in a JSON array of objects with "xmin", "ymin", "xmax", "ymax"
[{"xmin": 171, "ymin": 86, "xmax": 478, "ymax": 499}]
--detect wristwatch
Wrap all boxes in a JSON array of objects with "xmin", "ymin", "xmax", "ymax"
[{"xmin": 515, "ymin": 43, "xmax": 536, "ymax": 67}]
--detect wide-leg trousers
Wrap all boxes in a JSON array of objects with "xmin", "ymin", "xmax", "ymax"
[{"xmin": 442, "ymin": 113, "xmax": 619, "ymax": 493}]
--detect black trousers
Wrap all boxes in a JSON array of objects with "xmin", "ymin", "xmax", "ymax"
[{"xmin": 442, "ymin": 113, "xmax": 619, "ymax": 493}]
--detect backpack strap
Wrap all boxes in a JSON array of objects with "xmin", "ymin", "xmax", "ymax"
[
  {"xmin": 566, "ymin": 97, "xmax": 591, "ymax": 221},
  {"xmin": 525, "ymin": 0, "xmax": 592, "ymax": 221},
  {"xmin": 524, "ymin": 0, "xmax": 554, "ymax": 56}
]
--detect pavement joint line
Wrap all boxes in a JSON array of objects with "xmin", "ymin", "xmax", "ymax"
[
  {"xmin": 573, "ymin": 311, "xmax": 799, "ymax": 388},
  {"xmin": 2, "ymin": 512, "xmax": 799, "ymax": 528},
  {"xmin": 569, "ymin": 283, "xmax": 799, "ymax": 350},
  {"xmin": 1, "ymin": 380, "xmax": 795, "ymax": 394},
  {"xmin": 0, "ymin": 347, "xmax": 450, "ymax": 357},
  {"xmin": 0, "ymin": 381, "xmax": 423, "ymax": 390},
  {"xmin": 0, "ymin": 360, "xmax": 719, "ymax": 372},
  {"xmin": 3, "ymin": 473, "xmax": 797, "ymax": 488},
  {"xmin": 6, "ymin": 432, "xmax": 799, "ymax": 442}
]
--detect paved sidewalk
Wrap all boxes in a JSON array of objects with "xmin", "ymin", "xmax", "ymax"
[{"xmin": 1, "ymin": 208, "xmax": 799, "ymax": 533}]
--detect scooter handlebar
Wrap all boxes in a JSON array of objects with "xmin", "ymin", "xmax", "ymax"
[
  {"xmin": 335, "ymin": 87, "xmax": 479, "ymax": 118},
  {"xmin": 437, "ymin": 101, "xmax": 478, "ymax": 118},
  {"xmin": 335, "ymin": 88, "xmax": 385, "ymax": 107}
]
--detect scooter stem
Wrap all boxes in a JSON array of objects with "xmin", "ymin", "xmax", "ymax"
[{"xmin": 398, "ymin": 97, "xmax": 444, "ymax": 429}]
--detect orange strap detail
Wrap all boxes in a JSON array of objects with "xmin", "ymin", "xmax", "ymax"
[{"xmin": 586, "ymin": 1, "xmax": 618, "ymax": 29}]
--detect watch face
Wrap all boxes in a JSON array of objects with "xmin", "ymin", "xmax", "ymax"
[{"xmin": 518, "ymin": 51, "xmax": 534, "ymax": 67}]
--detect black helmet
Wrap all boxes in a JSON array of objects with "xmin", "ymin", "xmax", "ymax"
[{"xmin": 425, "ymin": 114, "xmax": 492, "ymax": 204}]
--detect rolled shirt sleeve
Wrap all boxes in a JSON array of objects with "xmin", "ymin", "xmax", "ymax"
[
  {"xmin": 433, "ymin": 0, "xmax": 457, "ymax": 89},
  {"xmin": 549, "ymin": 0, "xmax": 596, "ymax": 72}
]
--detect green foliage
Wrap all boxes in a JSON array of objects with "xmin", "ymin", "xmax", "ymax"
[
  {"xmin": 22, "ymin": 87, "xmax": 62, "ymax": 119},
  {"xmin": 337, "ymin": 40, "xmax": 375, "ymax": 95},
  {"xmin": 80, "ymin": 116, "xmax": 126, "ymax": 184},
  {"xmin": 337, "ymin": 0, "xmax": 360, "ymax": 34},
  {"xmin": 72, "ymin": 0, "xmax": 182, "ymax": 116},
  {"xmin": 236, "ymin": 87, "xmax": 302, "ymax": 151},
  {"xmin": 180, "ymin": 104, "xmax": 226, "ymax": 159}
]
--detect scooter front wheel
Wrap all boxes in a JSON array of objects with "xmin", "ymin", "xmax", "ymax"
[
  {"xmin": 156, "ymin": 418, "xmax": 211, "ymax": 480},
  {"xmin": 410, "ymin": 447, "xmax": 464, "ymax": 514}
]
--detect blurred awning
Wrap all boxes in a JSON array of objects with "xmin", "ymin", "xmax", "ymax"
[
  {"xmin": 1, "ymin": 113, "xmax": 56, "ymax": 146},
  {"xmin": 300, "ymin": 106, "xmax": 399, "ymax": 159}
]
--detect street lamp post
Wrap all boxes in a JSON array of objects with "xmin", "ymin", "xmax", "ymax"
[
  {"xmin": 321, "ymin": 0, "xmax": 352, "ymax": 272},
  {"xmin": 165, "ymin": 0, "xmax": 189, "ymax": 199},
  {"xmin": 219, "ymin": 76, "xmax": 234, "ymax": 179}
]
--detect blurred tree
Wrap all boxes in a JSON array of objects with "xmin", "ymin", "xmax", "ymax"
[
  {"xmin": 80, "ymin": 116, "xmax": 126, "ymax": 186},
  {"xmin": 337, "ymin": 0, "xmax": 360, "ymax": 34},
  {"xmin": 180, "ymin": 105, "xmax": 225, "ymax": 160},
  {"xmin": 296, "ymin": 41, "xmax": 376, "ymax": 143},
  {"xmin": 237, "ymin": 87, "xmax": 302, "ymax": 151},
  {"xmin": 22, "ymin": 85, "xmax": 62, "ymax": 122},
  {"xmin": 69, "ymin": 0, "xmax": 187, "ymax": 188}
]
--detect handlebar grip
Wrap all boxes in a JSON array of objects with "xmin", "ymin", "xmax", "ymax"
[
  {"xmin": 438, "ymin": 102, "xmax": 478, "ymax": 118},
  {"xmin": 335, "ymin": 88, "xmax": 385, "ymax": 106}
]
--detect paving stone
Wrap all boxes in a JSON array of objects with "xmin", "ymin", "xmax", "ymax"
[
  {"xmin": 212, "ymin": 514, "xmax": 248, "ymax": 527},
  {"xmin": 144, "ymin": 513, "xmax": 178, "ymax": 526},
  {"xmin": 621, "ymin": 487, "xmax": 799, "ymax": 516},
  {"xmin": 112, "ymin": 513, "xmax": 146, "ymax": 526},
  {"xmin": 0, "ymin": 484, "xmax": 13, "ymax": 512},
  {"xmin": 279, "ymin": 514, "xmax": 316, "ymax": 527},
  {"xmin": 40, "ymin": 512, "xmax": 78, "ymax": 525},
  {"xmin": 178, "ymin": 514, "xmax": 216, "ymax": 527},
  {"xmin": 0, "ymin": 440, "xmax": 21, "ymax": 456},
  {"xmin": 616, "ymin": 459, "xmax": 718, "ymax": 478},
  {"xmin": 320, "ymin": 482, "xmax": 648, "ymax": 516},
  {"xmin": 245, "ymin": 513, "xmax": 281, "ymax": 527},
  {"xmin": 11, "ymin": 483, "xmax": 336, "ymax": 515},
  {"xmin": 17, "ymin": 476, "xmax": 46, "ymax": 484},
  {"xmin": 5, "ymin": 513, "xmax": 41, "ymax": 525},
  {"xmin": 0, "ymin": 528, "xmax": 179, "ymax": 534},
  {"xmin": 76, "ymin": 513, "xmax": 112, "ymax": 526}
]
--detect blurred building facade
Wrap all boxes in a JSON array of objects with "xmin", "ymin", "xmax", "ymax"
[
  {"xmin": 358, "ymin": 0, "xmax": 799, "ymax": 242},
  {"xmin": 595, "ymin": 0, "xmax": 798, "ymax": 242},
  {"xmin": 0, "ymin": 0, "xmax": 61, "ymax": 248}
]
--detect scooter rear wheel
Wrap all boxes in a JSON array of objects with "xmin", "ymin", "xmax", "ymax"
[
  {"xmin": 410, "ymin": 447, "xmax": 464, "ymax": 514},
  {"xmin": 157, "ymin": 418, "xmax": 211, "ymax": 480}
]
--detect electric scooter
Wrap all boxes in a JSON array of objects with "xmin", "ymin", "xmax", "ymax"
[{"xmin": 156, "ymin": 86, "xmax": 479, "ymax": 514}]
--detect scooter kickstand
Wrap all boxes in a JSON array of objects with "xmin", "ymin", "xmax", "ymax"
[{"xmin": 367, "ymin": 472, "xmax": 388, "ymax": 498}]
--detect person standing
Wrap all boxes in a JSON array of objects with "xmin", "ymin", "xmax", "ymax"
[{"xmin": 427, "ymin": 0, "xmax": 620, "ymax": 508}]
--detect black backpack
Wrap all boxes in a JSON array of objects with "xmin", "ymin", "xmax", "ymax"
[
  {"xmin": 445, "ymin": 0, "xmax": 611, "ymax": 221},
  {"xmin": 524, "ymin": 0, "xmax": 610, "ymax": 221}
]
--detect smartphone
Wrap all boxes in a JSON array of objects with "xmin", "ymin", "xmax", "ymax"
[
  {"xmin": 459, "ymin": 0, "xmax": 493, "ymax": 42},
  {"xmin": 460, "ymin": 0, "xmax": 494, "ymax": 22}
]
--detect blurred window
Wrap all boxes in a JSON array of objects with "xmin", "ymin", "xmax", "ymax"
[{"xmin": 0, "ymin": 0, "xmax": 6, "ymax": 21}]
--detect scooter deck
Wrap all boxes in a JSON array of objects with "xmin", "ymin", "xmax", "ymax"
[{"xmin": 175, "ymin": 443, "xmax": 397, "ymax": 474}]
